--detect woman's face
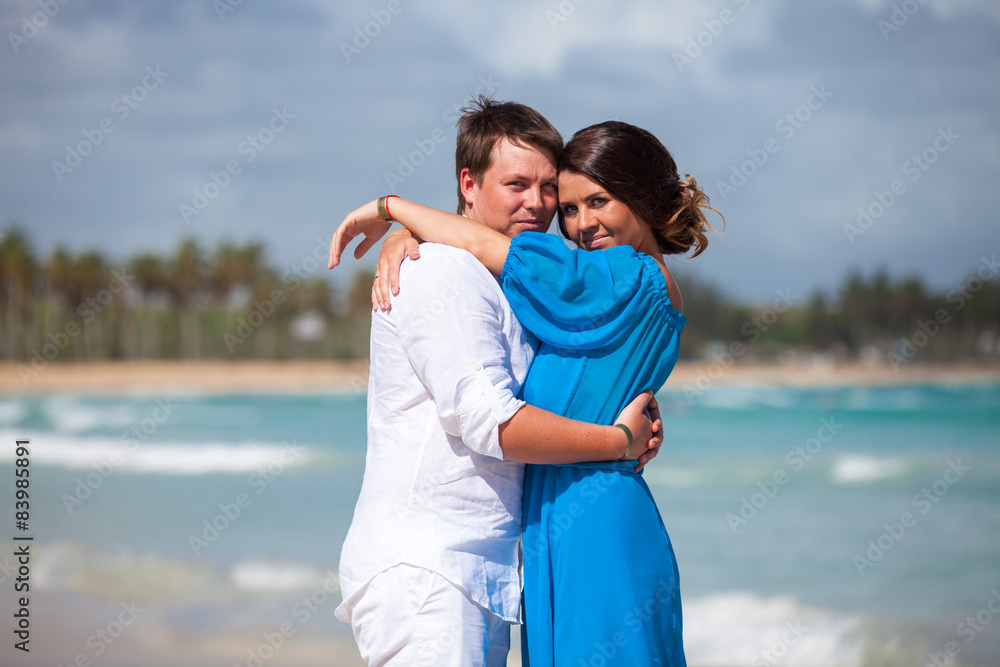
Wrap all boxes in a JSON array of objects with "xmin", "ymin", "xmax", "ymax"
[{"xmin": 558, "ymin": 171, "xmax": 649, "ymax": 251}]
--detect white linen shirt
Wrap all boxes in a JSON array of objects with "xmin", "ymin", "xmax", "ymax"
[{"xmin": 335, "ymin": 243, "xmax": 535, "ymax": 624}]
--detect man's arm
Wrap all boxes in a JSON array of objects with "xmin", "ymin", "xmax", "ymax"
[
  {"xmin": 391, "ymin": 250, "xmax": 659, "ymax": 466},
  {"xmin": 499, "ymin": 393, "xmax": 662, "ymax": 465}
]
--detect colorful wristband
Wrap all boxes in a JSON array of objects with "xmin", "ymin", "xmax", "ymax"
[{"xmin": 377, "ymin": 194, "xmax": 400, "ymax": 223}]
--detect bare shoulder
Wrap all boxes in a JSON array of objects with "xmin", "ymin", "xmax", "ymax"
[{"xmin": 657, "ymin": 262, "xmax": 684, "ymax": 314}]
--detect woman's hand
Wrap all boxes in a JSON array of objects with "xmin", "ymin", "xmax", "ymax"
[
  {"xmin": 372, "ymin": 231, "xmax": 420, "ymax": 311},
  {"xmin": 328, "ymin": 199, "xmax": 392, "ymax": 270},
  {"xmin": 613, "ymin": 390, "xmax": 663, "ymax": 470}
]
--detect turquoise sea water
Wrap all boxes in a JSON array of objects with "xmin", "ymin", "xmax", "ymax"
[{"xmin": 0, "ymin": 382, "xmax": 997, "ymax": 666}]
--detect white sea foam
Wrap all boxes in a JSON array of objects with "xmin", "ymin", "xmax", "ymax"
[
  {"xmin": 0, "ymin": 400, "xmax": 27, "ymax": 425},
  {"xmin": 692, "ymin": 385, "xmax": 799, "ymax": 411},
  {"xmin": 683, "ymin": 592, "xmax": 864, "ymax": 666},
  {"xmin": 27, "ymin": 541, "xmax": 230, "ymax": 603},
  {"xmin": 27, "ymin": 542, "xmax": 333, "ymax": 600},
  {"xmin": 41, "ymin": 395, "xmax": 139, "ymax": 432},
  {"xmin": 842, "ymin": 386, "xmax": 932, "ymax": 412},
  {"xmin": 0, "ymin": 430, "xmax": 311, "ymax": 475},
  {"xmin": 830, "ymin": 454, "xmax": 909, "ymax": 484},
  {"xmin": 229, "ymin": 561, "xmax": 328, "ymax": 592}
]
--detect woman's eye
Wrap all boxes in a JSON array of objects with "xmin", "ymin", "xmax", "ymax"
[
  {"xmin": 591, "ymin": 197, "xmax": 607, "ymax": 207},
  {"xmin": 561, "ymin": 205, "xmax": 577, "ymax": 216}
]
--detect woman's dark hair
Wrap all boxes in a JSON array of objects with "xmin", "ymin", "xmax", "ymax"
[{"xmin": 558, "ymin": 121, "xmax": 721, "ymax": 256}]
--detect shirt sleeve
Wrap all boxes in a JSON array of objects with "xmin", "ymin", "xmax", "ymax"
[
  {"xmin": 499, "ymin": 231, "xmax": 651, "ymax": 349},
  {"xmin": 390, "ymin": 248, "xmax": 526, "ymax": 460}
]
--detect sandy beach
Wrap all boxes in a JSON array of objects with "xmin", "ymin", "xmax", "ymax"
[{"xmin": 3, "ymin": 358, "xmax": 999, "ymax": 395}]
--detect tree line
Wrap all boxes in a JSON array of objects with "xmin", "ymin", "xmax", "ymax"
[
  {"xmin": 675, "ymin": 260, "xmax": 1000, "ymax": 367},
  {"xmin": 2, "ymin": 224, "xmax": 998, "ymax": 373},
  {"xmin": 1, "ymin": 225, "xmax": 375, "ymax": 375}
]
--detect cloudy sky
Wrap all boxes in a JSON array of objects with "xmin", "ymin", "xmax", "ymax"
[{"xmin": 1, "ymin": 0, "xmax": 998, "ymax": 302}]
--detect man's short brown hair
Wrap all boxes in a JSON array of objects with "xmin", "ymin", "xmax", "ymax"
[{"xmin": 454, "ymin": 96, "xmax": 563, "ymax": 213}]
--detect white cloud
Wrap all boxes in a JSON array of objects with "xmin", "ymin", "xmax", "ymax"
[
  {"xmin": 849, "ymin": 0, "xmax": 1000, "ymax": 23},
  {"xmin": 403, "ymin": 0, "xmax": 763, "ymax": 79},
  {"xmin": 1, "ymin": 0, "xmax": 997, "ymax": 300}
]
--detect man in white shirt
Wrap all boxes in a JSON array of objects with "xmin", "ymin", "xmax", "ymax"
[{"xmin": 333, "ymin": 98, "xmax": 659, "ymax": 666}]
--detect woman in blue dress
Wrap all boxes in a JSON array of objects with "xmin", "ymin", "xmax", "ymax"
[{"xmin": 332, "ymin": 121, "xmax": 719, "ymax": 665}]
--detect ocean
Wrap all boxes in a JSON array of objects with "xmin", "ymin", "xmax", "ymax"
[{"xmin": 0, "ymin": 381, "xmax": 998, "ymax": 666}]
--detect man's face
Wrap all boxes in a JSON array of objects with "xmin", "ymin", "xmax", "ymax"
[{"xmin": 460, "ymin": 137, "xmax": 558, "ymax": 237}]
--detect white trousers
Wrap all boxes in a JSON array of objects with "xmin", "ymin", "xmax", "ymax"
[{"xmin": 345, "ymin": 564, "xmax": 511, "ymax": 667}]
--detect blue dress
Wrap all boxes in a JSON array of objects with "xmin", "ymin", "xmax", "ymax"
[{"xmin": 500, "ymin": 232, "xmax": 687, "ymax": 667}]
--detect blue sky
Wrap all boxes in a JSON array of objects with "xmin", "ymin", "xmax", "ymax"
[{"xmin": 1, "ymin": 0, "xmax": 998, "ymax": 302}]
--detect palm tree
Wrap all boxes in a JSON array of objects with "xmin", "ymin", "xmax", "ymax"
[
  {"xmin": 211, "ymin": 241, "xmax": 270, "ymax": 356},
  {"xmin": 210, "ymin": 241, "xmax": 264, "ymax": 303},
  {"xmin": 666, "ymin": 270, "xmax": 734, "ymax": 358},
  {"xmin": 249, "ymin": 265, "xmax": 280, "ymax": 359},
  {"xmin": 346, "ymin": 269, "xmax": 376, "ymax": 319},
  {"xmin": 298, "ymin": 277, "xmax": 335, "ymax": 318},
  {"xmin": 45, "ymin": 247, "xmax": 74, "ymax": 299},
  {"xmin": 837, "ymin": 270, "xmax": 873, "ymax": 354},
  {"xmin": 889, "ymin": 276, "xmax": 928, "ymax": 336},
  {"xmin": 42, "ymin": 247, "xmax": 75, "ymax": 356},
  {"xmin": 70, "ymin": 251, "xmax": 110, "ymax": 359},
  {"xmin": 209, "ymin": 242, "xmax": 242, "ymax": 306},
  {"xmin": 342, "ymin": 269, "xmax": 375, "ymax": 358},
  {"xmin": 0, "ymin": 225, "xmax": 39, "ymax": 359},
  {"xmin": 165, "ymin": 239, "xmax": 204, "ymax": 359},
  {"xmin": 130, "ymin": 253, "xmax": 166, "ymax": 358},
  {"xmin": 288, "ymin": 278, "xmax": 336, "ymax": 357},
  {"xmin": 869, "ymin": 268, "xmax": 892, "ymax": 337},
  {"xmin": 804, "ymin": 292, "xmax": 835, "ymax": 350}
]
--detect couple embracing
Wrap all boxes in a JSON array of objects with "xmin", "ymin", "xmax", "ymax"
[{"xmin": 329, "ymin": 97, "xmax": 719, "ymax": 666}]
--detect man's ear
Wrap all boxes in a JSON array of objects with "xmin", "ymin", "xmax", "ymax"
[{"xmin": 459, "ymin": 168, "xmax": 477, "ymax": 211}]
